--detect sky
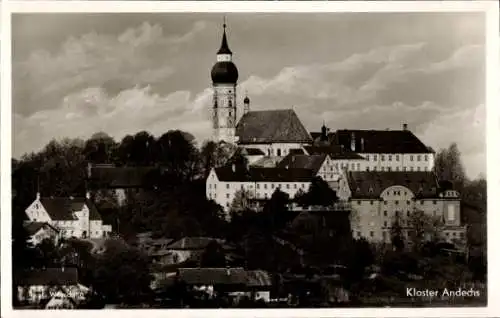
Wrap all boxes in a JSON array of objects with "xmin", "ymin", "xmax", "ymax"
[{"xmin": 12, "ymin": 13, "xmax": 486, "ymax": 179}]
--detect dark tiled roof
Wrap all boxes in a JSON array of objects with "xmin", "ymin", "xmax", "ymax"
[
  {"xmin": 167, "ymin": 237, "xmax": 223, "ymax": 250},
  {"xmin": 303, "ymin": 146, "xmax": 366, "ymax": 160},
  {"xmin": 39, "ymin": 197, "xmax": 102, "ymax": 221},
  {"xmin": 214, "ymin": 165, "xmax": 315, "ymax": 182},
  {"xmin": 236, "ymin": 109, "xmax": 312, "ymax": 144},
  {"xmin": 277, "ymin": 154, "xmax": 327, "ymax": 174},
  {"xmin": 246, "ymin": 270, "xmax": 272, "ymax": 287},
  {"xmin": 240, "ymin": 148, "xmax": 265, "ymax": 156},
  {"xmin": 249, "ymin": 156, "xmax": 282, "ymax": 167},
  {"xmin": 335, "ymin": 129, "xmax": 432, "ymax": 154},
  {"xmin": 24, "ymin": 222, "xmax": 59, "ymax": 236},
  {"xmin": 346, "ymin": 171, "xmax": 439, "ymax": 199},
  {"xmin": 88, "ymin": 165, "xmax": 157, "ymax": 189},
  {"xmin": 14, "ymin": 268, "xmax": 79, "ymax": 286},
  {"xmin": 177, "ymin": 268, "xmax": 247, "ymax": 286},
  {"xmin": 289, "ymin": 149, "xmax": 306, "ymax": 155}
]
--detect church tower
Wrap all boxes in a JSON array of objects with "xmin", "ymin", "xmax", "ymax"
[{"xmin": 211, "ymin": 21, "xmax": 239, "ymax": 143}]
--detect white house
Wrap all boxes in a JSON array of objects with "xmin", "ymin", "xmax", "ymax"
[
  {"xmin": 206, "ymin": 164, "xmax": 314, "ymax": 212},
  {"xmin": 24, "ymin": 193, "xmax": 112, "ymax": 239}
]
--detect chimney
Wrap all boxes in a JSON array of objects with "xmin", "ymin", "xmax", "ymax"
[
  {"xmin": 361, "ymin": 138, "xmax": 365, "ymax": 152},
  {"xmin": 86, "ymin": 191, "xmax": 91, "ymax": 199},
  {"xmin": 232, "ymin": 164, "xmax": 236, "ymax": 172},
  {"xmin": 402, "ymin": 123, "xmax": 408, "ymax": 131},
  {"xmin": 36, "ymin": 192, "xmax": 40, "ymax": 200}
]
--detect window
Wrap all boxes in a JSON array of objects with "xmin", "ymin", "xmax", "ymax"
[
  {"xmin": 256, "ymin": 184, "xmax": 260, "ymax": 189},
  {"xmin": 226, "ymin": 184, "xmax": 229, "ymax": 189},
  {"xmin": 358, "ymin": 200, "xmax": 362, "ymax": 205},
  {"xmin": 302, "ymin": 184, "xmax": 305, "ymax": 188},
  {"xmin": 388, "ymin": 155, "xmax": 392, "ymax": 161},
  {"xmin": 425, "ymin": 155, "xmax": 428, "ymax": 161},
  {"xmin": 410, "ymin": 167, "xmax": 414, "ymax": 171},
  {"xmin": 366, "ymin": 167, "xmax": 370, "ymax": 171},
  {"xmin": 407, "ymin": 210, "xmax": 410, "ymax": 217},
  {"xmin": 226, "ymin": 194, "xmax": 230, "ymax": 199},
  {"xmin": 357, "ymin": 231, "xmax": 361, "ymax": 237},
  {"xmin": 370, "ymin": 231, "xmax": 374, "ymax": 237},
  {"xmin": 396, "ymin": 166, "xmax": 399, "ymax": 171},
  {"xmin": 384, "ymin": 201, "xmax": 388, "ymax": 205},
  {"xmin": 384, "ymin": 221, "xmax": 388, "ymax": 227},
  {"xmin": 417, "ymin": 167, "xmax": 421, "ymax": 171},
  {"xmin": 407, "ymin": 200, "xmax": 410, "ymax": 205},
  {"xmin": 268, "ymin": 149, "xmax": 271, "ymax": 156},
  {"xmin": 370, "ymin": 201, "xmax": 374, "ymax": 205},
  {"xmin": 374, "ymin": 155, "xmax": 378, "ymax": 161},
  {"xmin": 286, "ymin": 184, "xmax": 290, "ymax": 189},
  {"xmin": 384, "ymin": 211, "xmax": 387, "ymax": 216},
  {"xmin": 433, "ymin": 200, "xmax": 437, "ymax": 205},
  {"xmin": 357, "ymin": 163, "xmax": 360, "ymax": 170},
  {"xmin": 388, "ymin": 167, "xmax": 392, "ymax": 172},
  {"xmin": 417, "ymin": 155, "xmax": 421, "ymax": 161},
  {"xmin": 395, "ymin": 200, "xmax": 399, "ymax": 205},
  {"xmin": 447, "ymin": 205, "xmax": 456, "ymax": 221},
  {"xmin": 410, "ymin": 155, "xmax": 414, "ymax": 161},
  {"xmin": 403, "ymin": 167, "xmax": 407, "ymax": 171},
  {"xmin": 381, "ymin": 167, "xmax": 385, "ymax": 172},
  {"xmin": 382, "ymin": 231, "xmax": 387, "ymax": 240},
  {"xmin": 277, "ymin": 149, "xmax": 282, "ymax": 156},
  {"xmin": 294, "ymin": 184, "xmax": 297, "ymax": 189},
  {"xmin": 272, "ymin": 184, "xmax": 275, "ymax": 189},
  {"xmin": 396, "ymin": 155, "xmax": 400, "ymax": 161},
  {"xmin": 351, "ymin": 163, "xmax": 355, "ymax": 170},
  {"xmin": 381, "ymin": 155, "xmax": 385, "ymax": 161}
]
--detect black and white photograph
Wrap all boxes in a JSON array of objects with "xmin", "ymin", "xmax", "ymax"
[{"xmin": 8, "ymin": 7, "xmax": 494, "ymax": 313}]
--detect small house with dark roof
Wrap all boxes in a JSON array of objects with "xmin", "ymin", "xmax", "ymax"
[
  {"xmin": 24, "ymin": 193, "xmax": 112, "ymax": 240},
  {"xmin": 346, "ymin": 171, "xmax": 465, "ymax": 245},
  {"xmin": 206, "ymin": 164, "xmax": 314, "ymax": 212},
  {"xmin": 24, "ymin": 222, "xmax": 60, "ymax": 246},
  {"xmin": 175, "ymin": 267, "xmax": 273, "ymax": 301},
  {"xmin": 14, "ymin": 267, "xmax": 89, "ymax": 306},
  {"xmin": 87, "ymin": 163, "xmax": 158, "ymax": 205}
]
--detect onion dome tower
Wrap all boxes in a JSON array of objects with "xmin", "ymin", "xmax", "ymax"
[{"xmin": 211, "ymin": 20, "xmax": 239, "ymax": 143}]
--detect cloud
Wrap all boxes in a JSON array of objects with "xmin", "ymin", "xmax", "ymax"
[
  {"xmin": 13, "ymin": 85, "xmax": 213, "ymax": 156},
  {"xmin": 13, "ymin": 21, "xmax": 207, "ymax": 115},
  {"xmin": 13, "ymin": 31, "xmax": 485, "ymax": 178}
]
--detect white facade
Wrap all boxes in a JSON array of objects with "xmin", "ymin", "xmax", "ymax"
[
  {"xmin": 25, "ymin": 195, "xmax": 112, "ymax": 239},
  {"xmin": 206, "ymin": 168, "xmax": 311, "ymax": 212},
  {"xmin": 358, "ymin": 152, "xmax": 434, "ymax": 172},
  {"xmin": 350, "ymin": 186, "xmax": 465, "ymax": 245}
]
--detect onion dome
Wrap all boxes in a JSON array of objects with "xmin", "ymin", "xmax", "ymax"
[
  {"xmin": 211, "ymin": 61, "xmax": 239, "ymax": 84},
  {"xmin": 211, "ymin": 23, "xmax": 239, "ymax": 84}
]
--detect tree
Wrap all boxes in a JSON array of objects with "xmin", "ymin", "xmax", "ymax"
[
  {"xmin": 407, "ymin": 209, "xmax": 443, "ymax": 253},
  {"xmin": 156, "ymin": 130, "xmax": 200, "ymax": 183},
  {"xmin": 200, "ymin": 141, "xmax": 237, "ymax": 177},
  {"xmin": 295, "ymin": 177, "xmax": 337, "ymax": 207},
  {"xmin": 200, "ymin": 240, "xmax": 226, "ymax": 267},
  {"xmin": 229, "ymin": 189, "xmax": 254, "ymax": 215},
  {"xmin": 390, "ymin": 212, "xmax": 405, "ymax": 252},
  {"xmin": 83, "ymin": 132, "xmax": 117, "ymax": 164},
  {"xmin": 263, "ymin": 188, "xmax": 290, "ymax": 231},
  {"xmin": 434, "ymin": 143, "xmax": 466, "ymax": 190},
  {"xmin": 93, "ymin": 239, "xmax": 152, "ymax": 303}
]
